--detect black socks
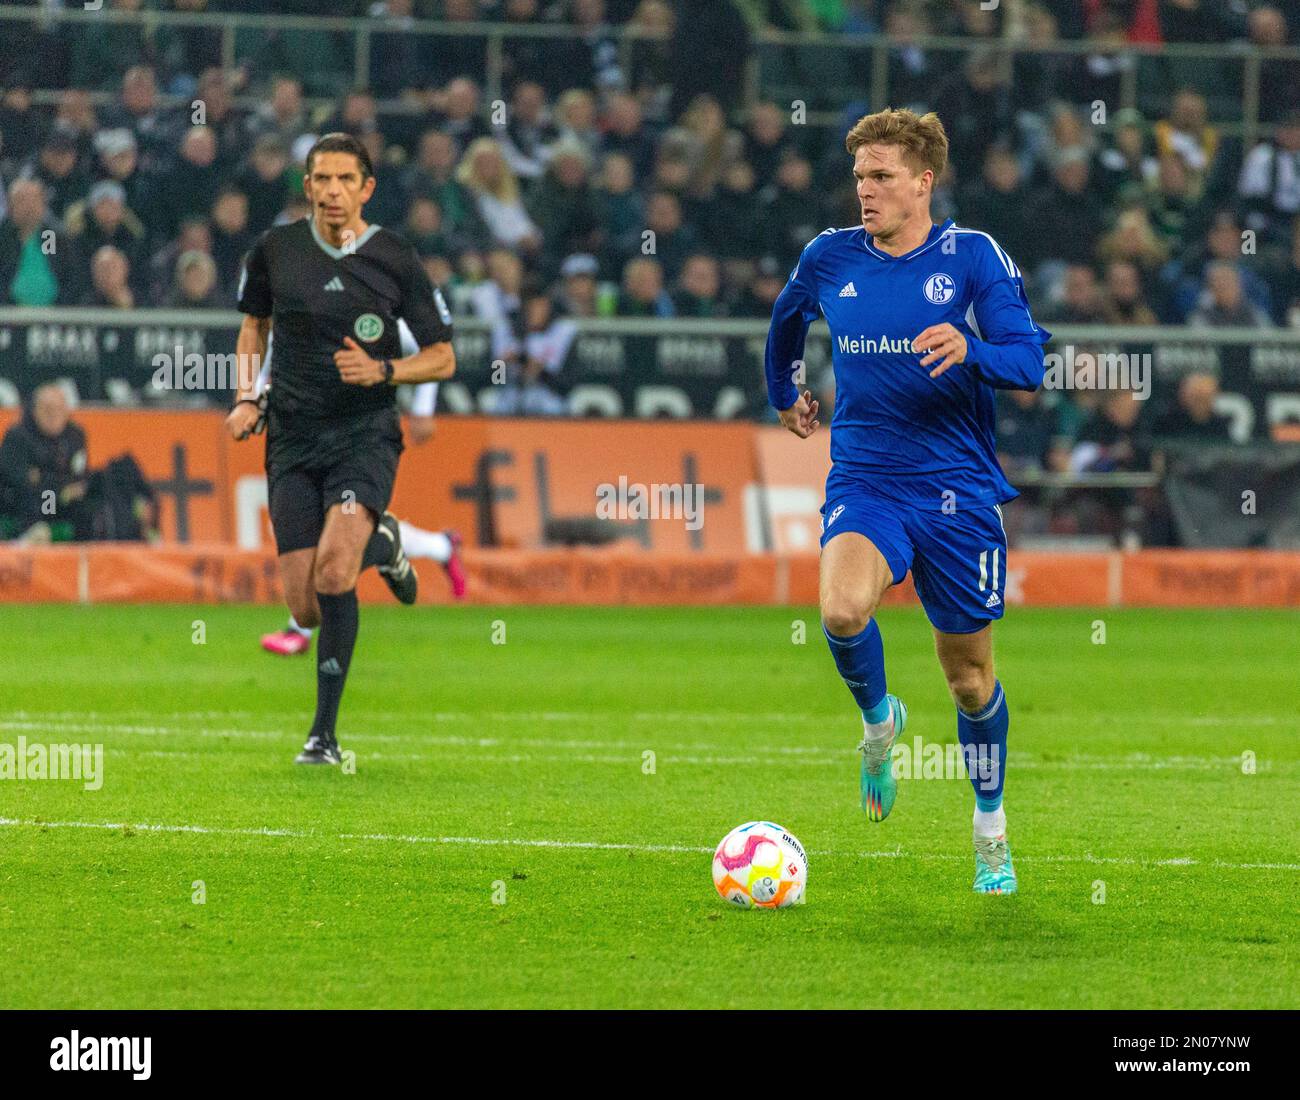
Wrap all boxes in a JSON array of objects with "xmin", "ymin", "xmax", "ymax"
[{"xmin": 309, "ymin": 589, "xmax": 359, "ymax": 741}]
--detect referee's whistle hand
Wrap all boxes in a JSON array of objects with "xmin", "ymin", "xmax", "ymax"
[
  {"xmin": 334, "ymin": 336, "xmax": 383, "ymax": 386},
  {"xmin": 225, "ymin": 402, "xmax": 261, "ymax": 441},
  {"xmin": 778, "ymin": 390, "xmax": 820, "ymax": 439}
]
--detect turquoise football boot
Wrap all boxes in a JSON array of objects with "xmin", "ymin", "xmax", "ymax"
[
  {"xmin": 858, "ymin": 694, "xmax": 906, "ymax": 822},
  {"xmin": 972, "ymin": 834, "xmax": 1018, "ymax": 894}
]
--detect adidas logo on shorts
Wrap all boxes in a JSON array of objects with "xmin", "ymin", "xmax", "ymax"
[
  {"xmin": 985, "ymin": 591, "xmax": 1001, "ymax": 609},
  {"xmin": 318, "ymin": 657, "xmax": 342, "ymax": 675}
]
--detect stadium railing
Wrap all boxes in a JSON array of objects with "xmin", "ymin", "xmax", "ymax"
[{"xmin": 3, "ymin": 4, "xmax": 1300, "ymax": 143}]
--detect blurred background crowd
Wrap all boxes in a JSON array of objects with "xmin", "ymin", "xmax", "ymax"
[{"xmin": 1, "ymin": 0, "xmax": 1299, "ymax": 547}]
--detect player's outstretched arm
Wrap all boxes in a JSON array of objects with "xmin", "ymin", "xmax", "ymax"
[{"xmin": 778, "ymin": 389, "xmax": 820, "ymax": 439}]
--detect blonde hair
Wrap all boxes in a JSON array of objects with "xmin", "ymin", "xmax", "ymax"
[
  {"xmin": 455, "ymin": 137, "xmax": 520, "ymax": 204},
  {"xmin": 844, "ymin": 107, "xmax": 948, "ymax": 180}
]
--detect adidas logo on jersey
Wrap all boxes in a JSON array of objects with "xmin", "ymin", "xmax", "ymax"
[
  {"xmin": 985, "ymin": 591, "xmax": 1001, "ymax": 609},
  {"xmin": 838, "ymin": 282, "xmax": 858, "ymax": 298},
  {"xmin": 324, "ymin": 276, "xmax": 344, "ymax": 292}
]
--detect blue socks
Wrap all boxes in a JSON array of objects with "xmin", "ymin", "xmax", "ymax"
[
  {"xmin": 823, "ymin": 619, "xmax": 889, "ymax": 722},
  {"xmin": 957, "ymin": 681, "xmax": 1008, "ymax": 811}
]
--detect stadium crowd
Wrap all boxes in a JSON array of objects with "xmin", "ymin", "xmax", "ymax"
[{"xmin": 0, "ymin": 0, "xmax": 1297, "ymax": 538}]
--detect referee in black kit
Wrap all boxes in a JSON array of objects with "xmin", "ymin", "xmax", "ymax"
[{"xmin": 226, "ymin": 132, "xmax": 456, "ymax": 765}]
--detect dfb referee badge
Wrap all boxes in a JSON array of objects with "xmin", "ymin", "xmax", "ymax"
[{"xmin": 354, "ymin": 313, "xmax": 385, "ymax": 342}]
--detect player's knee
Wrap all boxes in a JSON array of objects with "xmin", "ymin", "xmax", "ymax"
[
  {"xmin": 821, "ymin": 598, "xmax": 872, "ymax": 639},
  {"xmin": 313, "ymin": 553, "xmax": 357, "ymax": 595},
  {"xmin": 946, "ymin": 664, "xmax": 995, "ymax": 714}
]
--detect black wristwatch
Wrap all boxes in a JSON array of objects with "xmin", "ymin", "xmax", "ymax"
[{"xmin": 380, "ymin": 359, "xmax": 395, "ymax": 384}]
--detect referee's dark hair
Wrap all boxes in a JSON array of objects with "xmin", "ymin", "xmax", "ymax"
[{"xmin": 305, "ymin": 132, "xmax": 374, "ymax": 181}]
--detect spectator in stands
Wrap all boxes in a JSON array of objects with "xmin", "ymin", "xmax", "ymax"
[
  {"xmin": 1096, "ymin": 108, "xmax": 1157, "ymax": 203},
  {"xmin": 1145, "ymin": 152, "xmax": 1199, "ymax": 250},
  {"xmin": 52, "ymin": 90, "xmax": 99, "ymax": 156},
  {"xmin": 1096, "ymin": 206, "xmax": 1170, "ymax": 283},
  {"xmin": 639, "ymin": 189, "xmax": 698, "ymax": 281},
  {"xmin": 234, "ymin": 133, "xmax": 292, "ymax": 236},
  {"xmin": 100, "ymin": 66, "xmax": 176, "ymax": 173},
  {"xmin": 572, "ymin": 0, "xmax": 625, "ymax": 91},
  {"xmin": 192, "ymin": 69, "xmax": 249, "ymax": 172},
  {"xmin": 0, "ymin": 178, "xmax": 74, "ymax": 306},
  {"xmin": 665, "ymin": 0, "xmax": 749, "ymax": 118},
  {"xmin": 402, "ymin": 130, "xmax": 483, "ymax": 244},
  {"xmin": 1023, "ymin": 150, "xmax": 1105, "ymax": 270},
  {"xmin": 742, "ymin": 102, "xmax": 797, "ymax": 186},
  {"xmin": 155, "ymin": 0, "xmax": 224, "ymax": 95},
  {"xmin": 1168, "ymin": 209, "xmax": 1273, "ymax": 322},
  {"xmin": 995, "ymin": 388, "xmax": 1071, "ymax": 476},
  {"xmin": 528, "ymin": 141, "xmax": 606, "ymax": 276},
  {"xmin": 1071, "ymin": 390, "xmax": 1152, "ymax": 474},
  {"xmin": 245, "ymin": 75, "xmax": 308, "ymax": 149},
  {"xmin": 0, "ymin": 384, "xmax": 89, "ymax": 541},
  {"xmin": 20, "ymin": 125, "xmax": 87, "ymax": 222},
  {"xmin": 758, "ymin": 152, "xmax": 821, "ymax": 270},
  {"xmin": 93, "ymin": 128, "xmax": 146, "ymax": 214},
  {"xmin": 1043, "ymin": 264, "xmax": 1105, "ymax": 324},
  {"xmin": 456, "ymin": 137, "xmax": 542, "ymax": 253},
  {"xmin": 1101, "ymin": 259, "xmax": 1159, "ymax": 325},
  {"xmin": 148, "ymin": 217, "xmax": 211, "ymax": 307},
  {"xmin": 403, "ymin": 196, "xmax": 451, "ymax": 259},
  {"xmin": 1238, "ymin": 109, "xmax": 1300, "ymax": 248},
  {"xmin": 164, "ymin": 249, "xmax": 227, "ymax": 309},
  {"xmin": 661, "ymin": 94, "xmax": 744, "ymax": 202},
  {"xmin": 82, "ymin": 244, "xmax": 135, "ymax": 308},
  {"xmin": 596, "ymin": 152, "xmax": 644, "ymax": 273},
  {"xmin": 1149, "ymin": 372, "xmax": 1234, "ymax": 443},
  {"xmin": 731, "ymin": 253, "xmax": 785, "ymax": 317},
  {"xmin": 0, "ymin": 86, "xmax": 42, "ymax": 170},
  {"xmin": 672, "ymin": 253, "xmax": 727, "ymax": 317},
  {"xmin": 626, "ymin": 0, "xmax": 676, "ymax": 123},
  {"xmin": 1188, "ymin": 262, "xmax": 1274, "ymax": 327},
  {"xmin": 1153, "ymin": 89, "xmax": 1217, "ymax": 200},
  {"xmin": 431, "ymin": 78, "xmax": 491, "ymax": 152},
  {"xmin": 366, "ymin": 0, "xmax": 429, "ymax": 101},
  {"xmin": 210, "ymin": 187, "xmax": 251, "ymax": 292},
  {"xmin": 601, "ymin": 93, "xmax": 657, "ymax": 181},
  {"xmin": 1158, "ymin": 0, "xmax": 1249, "ymax": 43},
  {"xmin": 884, "ymin": 5, "xmax": 937, "ymax": 111},
  {"xmin": 492, "ymin": 289, "xmax": 578, "ymax": 416},
  {"xmin": 423, "ymin": 0, "xmax": 489, "ymax": 88},
  {"xmin": 150, "ymin": 126, "xmax": 224, "ymax": 242},
  {"xmin": 65, "ymin": 180, "xmax": 148, "ymax": 301},
  {"xmin": 554, "ymin": 89, "xmax": 603, "ymax": 165},
  {"xmin": 1252, "ymin": 5, "xmax": 1300, "ymax": 123},
  {"xmin": 466, "ymin": 247, "xmax": 525, "ymax": 327},
  {"xmin": 498, "ymin": 81, "xmax": 558, "ymax": 183},
  {"xmin": 956, "ymin": 146, "xmax": 1033, "ymax": 265},
  {"xmin": 617, "ymin": 256, "xmax": 674, "ymax": 317},
  {"xmin": 554, "ymin": 253, "xmax": 602, "ymax": 318},
  {"xmin": 934, "ymin": 47, "xmax": 1017, "ymax": 177},
  {"xmin": 703, "ymin": 159, "xmax": 762, "ymax": 262}
]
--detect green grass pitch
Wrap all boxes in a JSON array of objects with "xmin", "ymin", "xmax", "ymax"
[{"xmin": 0, "ymin": 603, "xmax": 1295, "ymax": 1009}]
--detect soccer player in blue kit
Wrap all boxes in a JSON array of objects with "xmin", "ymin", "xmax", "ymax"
[{"xmin": 765, "ymin": 108, "xmax": 1051, "ymax": 894}]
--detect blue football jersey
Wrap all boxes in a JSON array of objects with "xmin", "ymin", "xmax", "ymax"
[{"xmin": 765, "ymin": 219, "xmax": 1051, "ymax": 508}]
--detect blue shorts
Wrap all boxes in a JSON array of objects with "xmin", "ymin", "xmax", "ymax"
[{"xmin": 820, "ymin": 486, "xmax": 1009, "ymax": 635}]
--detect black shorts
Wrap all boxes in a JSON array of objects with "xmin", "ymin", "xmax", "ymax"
[{"xmin": 265, "ymin": 407, "xmax": 404, "ymax": 555}]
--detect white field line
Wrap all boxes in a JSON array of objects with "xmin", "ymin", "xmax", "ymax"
[
  {"xmin": 104, "ymin": 747, "xmax": 1277, "ymax": 772},
  {"xmin": 4, "ymin": 710, "xmax": 1295, "ymax": 729},
  {"xmin": 0, "ymin": 720, "xmax": 1286, "ymax": 771},
  {"xmin": 0, "ymin": 816, "xmax": 1295, "ymax": 871}
]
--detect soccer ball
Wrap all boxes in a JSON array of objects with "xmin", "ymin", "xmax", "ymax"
[{"xmin": 712, "ymin": 821, "xmax": 808, "ymax": 909}]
